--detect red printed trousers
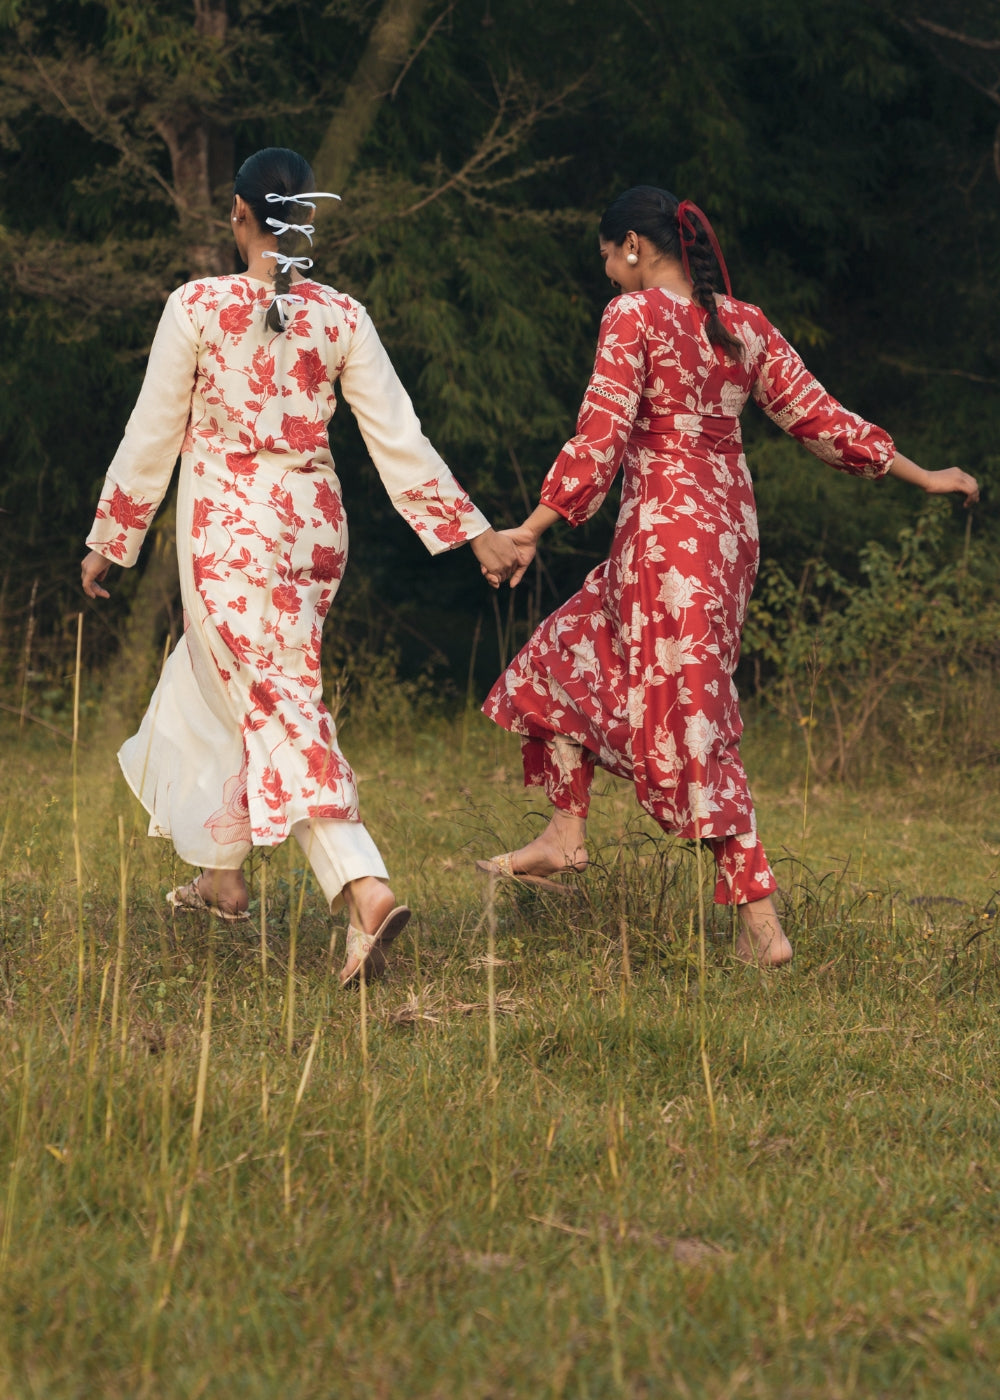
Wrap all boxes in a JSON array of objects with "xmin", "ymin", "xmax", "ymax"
[{"xmin": 521, "ymin": 734, "xmax": 776, "ymax": 907}]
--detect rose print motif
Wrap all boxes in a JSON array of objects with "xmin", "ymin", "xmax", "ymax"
[
  {"xmin": 304, "ymin": 740, "xmax": 346, "ymax": 789},
  {"xmin": 106, "ymin": 486, "xmax": 154, "ymax": 531},
  {"xmin": 219, "ymin": 302, "xmax": 255, "ymax": 337},
  {"xmin": 310, "ymin": 544, "xmax": 344, "ymax": 583},
  {"xmin": 271, "ymin": 582, "xmax": 301, "ymax": 616},
  {"xmin": 313, "ymin": 478, "xmax": 344, "ymax": 528},
  {"xmin": 281, "ymin": 413, "xmax": 328, "ymax": 454},
  {"xmin": 290, "ymin": 347, "xmax": 327, "ymax": 399},
  {"xmin": 205, "ymin": 766, "xmax": 252, "ymax": 845}
]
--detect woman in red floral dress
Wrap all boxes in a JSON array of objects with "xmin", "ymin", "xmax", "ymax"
[
  {"xmin": 481, "ymin": 186, "xmax": 979, "ymax": 965},
  {"xmin": 81, "ymin": 147, "xmax": 518, "ymax": 985}
]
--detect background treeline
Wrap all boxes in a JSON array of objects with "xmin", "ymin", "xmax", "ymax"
[{"xmin": 1, "ymin": 0, "xmax": 998, "ymax": 772}]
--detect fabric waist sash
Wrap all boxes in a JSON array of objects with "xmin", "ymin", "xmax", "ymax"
[{"xmin": 630, "ymin": 411, "xmax": 741, "ymax": 452}]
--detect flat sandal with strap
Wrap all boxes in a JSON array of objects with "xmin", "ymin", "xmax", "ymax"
[
  {"xmin": 339, "ymin": 905, "xmax": 411, "ymax": 988},
  {"xmin": 166, "ymin": 875, "xmax": 250, "ymax": 923},
  {"xmin": 474, "ymin": 852, "xmax": 579, "ymax": 896}
]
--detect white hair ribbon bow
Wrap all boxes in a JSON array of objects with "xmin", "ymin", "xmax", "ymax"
[
  {"xmin": 265, "ymin": 217, "xmax": 315, "ymax": 243},
  {"xmin": 268, "ymin": 292, "xmax": 307, "ymax": 330},
  {"xmin": 265, "ymin": 191, "xmax": 341, "ymax": 208},
  {"xmin": 262, "ymin": 251, "xmax": 314, "ymax": 274}
]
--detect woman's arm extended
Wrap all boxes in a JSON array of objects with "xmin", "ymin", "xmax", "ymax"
[{"xmin": 888, "ymin": 452, "xmax": 979, "ymax": 506}]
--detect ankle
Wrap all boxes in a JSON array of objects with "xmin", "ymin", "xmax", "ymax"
[{"xmin": 345, "ymin": 877, "xmax": 395, "ymax": 932}]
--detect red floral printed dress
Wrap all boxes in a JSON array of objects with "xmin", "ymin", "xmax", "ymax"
[
  {"xmin": 88, "ymin": 276, "xmax": 489, "ymax": 863},
  {"xmin": 485, "ymin": 289, "xmax": 895, "ymax": 841}
]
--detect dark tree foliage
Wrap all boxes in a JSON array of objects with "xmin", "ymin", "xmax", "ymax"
[{"xmin": 0, "ymin": 0, "xmax": 996, "ymax": 690}]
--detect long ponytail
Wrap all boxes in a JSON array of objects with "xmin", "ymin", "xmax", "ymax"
[
  {"xmin": 599, "ymin": 185, "xmax": 744, "ymax": 361},
  {"xmin": 233, "ymin": 147, "xmax": 316, "ymax": 334}
]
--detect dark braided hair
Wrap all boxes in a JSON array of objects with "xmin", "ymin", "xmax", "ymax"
[
  {"xmin": 599, "ymin": 185, "xmax": 744, "ymax": 362},
  {"xmin": 234, "ymin": 147, "xmax": 315, "ymax": 334}
]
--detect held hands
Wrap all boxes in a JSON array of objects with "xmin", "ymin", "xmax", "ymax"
[
  {"xmin": 81, "ymin": 550, "xmax": 112, "ymax": 600},
  {"xmin": 471, "ymin": 527, "xmax": 535, "ymax": 590}
]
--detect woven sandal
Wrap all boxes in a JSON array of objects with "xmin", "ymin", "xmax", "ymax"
[
  {"xmin": 166, "ymin": 876, "xmax": 250, "ymax": 923},
  {"xmin": 339, "ymin": 905, "xmax": 411, "ymax": 988}
]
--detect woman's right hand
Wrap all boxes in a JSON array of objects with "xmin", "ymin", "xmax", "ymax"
[
  {"xmin": 502, "ymin": 526, "xmax": 537, "ymax": 587},
  {"xmin": 479, "ymin": 527, "xmax": 537, "ymax": 589},
  {"xmin": 922, "ymin": 467, "xmax": 980, "ymax": 507},
  {"xmin": 81, "ymin": 550, "xmax": 112, "ymax": 599},
  {"xmin": 889, "ymin": 453, "xmax": 980, "ymax": 508}
]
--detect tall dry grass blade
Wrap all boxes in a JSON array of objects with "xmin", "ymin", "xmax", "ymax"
[
  {"xmin": 17, "ymin": 578, "xmax": 38, "ymax": 734},
  {"xmin": 159, "ymin": 1040, "xmax": 173, "ymax": 1189},
  {"xmin": 693, "ymin": 840, "xmax": 718, "ymax": 1140},
  {"xmin": 598, "ymin": 1230, "xmax": 625, "ymax": 1395},
  {"xmin": 71, "ymin": 611, "xmax": 85, "ymax": 1032},
  {"xmin": 145, "ymin": 951, "xmax": 214, "ymax": 1386},
  {"xmin": 0, "ymin": 1040, "xmax": 31, "ymax": 1271},
  {"xmin": 188, "ymin": 951, "xmax": 214, "ymax": 1171},
  {"xmin": 618, "ymin": 914, "xmax": 631, "ymax": 1015},
  {"xmin": 259, "ymin": 857, "xmax": 268, "ymax": 991},
  {"xmin": 486, "ymin": 873, "xmax": 498, "ymax": 1078},
  {"xmin": 360, "ymin": 965, "xmax": 372, "ymax": 1200},
  {"xmin": 110, "ymin": 815, "xmax": 129, "ymax": 1059},
  {"xmin": 461, "ymin": 613, "xmax": 483, "ymax": 761},
  {"xmin": 283, "ymin": 1014, "xmax": 323, "ymax": 1215},
  {"xmin": 797, "ymin": 647, "xmax": 820, "ymax": 909},
  {"xmin": 84, "ymin": 961, "xmax": 110, "ymax": 1143},
  {"xmin": 150, "ymin": 1040, "xmax": 175, "ymax": 1266},
  {"xmin": 283, "ymin": 842, "xmax": 309, "ymax": 1054},
  {"xmin": 486, "ymin": 870, "xmax": 500, "ymax": 1218},
  {"xmin": 164, "ymin": 947, "xmax": 214, "ymax": 1286}
]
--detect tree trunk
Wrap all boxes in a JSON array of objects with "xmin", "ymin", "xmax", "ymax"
[
  {"xmin": 311, "ymin": 0, "xmax": 431, "ymax": 192},
  {"xmin": 97, "ymin": 0, "xmax": 230, "ymax": 734}
]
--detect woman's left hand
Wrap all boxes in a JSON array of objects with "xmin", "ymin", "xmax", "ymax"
[
  {"xmin": 923, "ymin": 467, "xmax": 980, "ymax": 507},
  {"xmin": 471, "ymin": 528, "xmax": 521, "ymax": 588},
  {"xmin": 476, "ymin": 527, "xmax": 536, "ymax": 589},
  {"xmin": 81, "ymin": 550, "xmax": 112, "ymax": 599}
]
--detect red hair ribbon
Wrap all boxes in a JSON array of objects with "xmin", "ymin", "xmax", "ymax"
[{"xmin": 676, "ymin": 199, "xmax": 733, "ymax": 298}]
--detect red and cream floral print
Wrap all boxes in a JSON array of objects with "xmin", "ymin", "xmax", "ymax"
[
  {"xmin": 485, "ymin": 289, "xmax": 894, "ymax": 841},
  {"xmin": 88, "ymin": 275, "xmax": 489, "ymax": 860}
]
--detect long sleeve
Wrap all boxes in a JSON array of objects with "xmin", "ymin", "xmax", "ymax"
[
  {"xmin": 337, "ymin": 306, "xmax": 490, "ymax": 554},
  {"xmin": 750, "ymin": 317, "xmax": 894, "ymax": 478},
  {"xmin": 540, "ymin": 295, "xmax": 646, "ymax": 526},
  {"xmin": 87, "ymin": 290, "xmax": 199, "ymax": 565}
]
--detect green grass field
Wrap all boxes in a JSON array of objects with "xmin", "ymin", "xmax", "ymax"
[{"xmin": 1, "ymin": 705, "xmax": 998, "ymax": 1399}]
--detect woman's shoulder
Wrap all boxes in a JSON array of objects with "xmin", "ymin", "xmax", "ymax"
[
  {"xmin": 718, "ymin": 296, "xmax": 777, "ymax": 361},
  {"xmin": 294, "ymin": 281, "xmax": 366, "ymax": 329},
  {"xmin": 169, "ymin": 276, "xmax": 369, "ymax": 334},
  {"xmin": 603, "ymin": 289, "xmax": 654, "ymax": 322}
]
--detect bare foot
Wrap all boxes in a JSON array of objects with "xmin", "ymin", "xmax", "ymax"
[
  {"xmin": 736, "ymin": 896, "xmax": 793, "ymax": 967},
  {"xmin": 194, "ymin": 868, "xmax": 249, "ymax": 918},
  {"xmin": 504, "ymin": 830, "xmax": 589, "ymax": 879}
]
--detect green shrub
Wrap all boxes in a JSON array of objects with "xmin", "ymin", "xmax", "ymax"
[{"xmin": 744, "ymin": 502, "xmax": 1000, "ymax": 779}]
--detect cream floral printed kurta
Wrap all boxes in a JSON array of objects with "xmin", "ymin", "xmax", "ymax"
[
  {"xmin": 88, "ymin": 275, "xmax": 489, "ymax": 863},
  {"xmin": 485, "ymin": 289, "xmax": 895, "ymax": 840}
]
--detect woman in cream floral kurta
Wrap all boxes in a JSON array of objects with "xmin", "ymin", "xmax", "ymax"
[
  {"xmin": 83, "ymin": 229, "xmax": 507, "ymax": 966},
  {"xmin": 88, "ymin": 274, "xmax": 488, "ymax": 862}
]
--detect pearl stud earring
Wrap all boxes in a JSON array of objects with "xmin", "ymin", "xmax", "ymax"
[{"xmin": 626, "ymin": 252, "xmax": 638, "ymax": 266}]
